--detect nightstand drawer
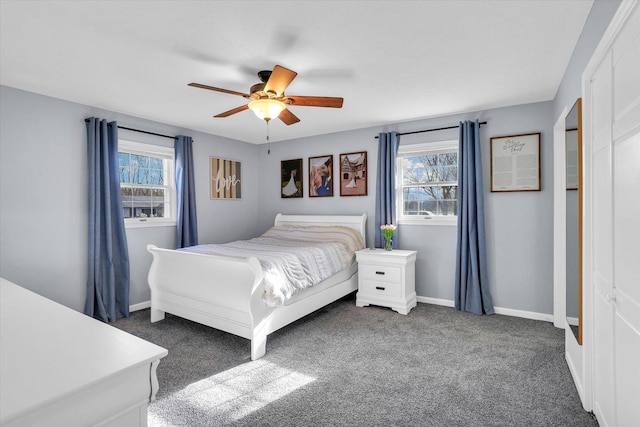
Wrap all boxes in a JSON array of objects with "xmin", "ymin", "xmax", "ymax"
[
  {"xmin": 360, "ymin": 279, "xmax": 402, "ymax": 298},
  {"xmin": 359, "ymin": 264, "xmax": 402, "ymax": 283}
]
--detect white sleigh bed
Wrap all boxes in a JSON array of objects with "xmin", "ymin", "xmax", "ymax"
[{"xmin": 147, "ymin": 213, "xmax": 367, "ymax": 360}]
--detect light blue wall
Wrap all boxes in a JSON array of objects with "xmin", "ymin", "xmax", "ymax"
[
  {"xmin": 0, "ymin": 0, "xmax": 621, "ymax": 317},
  {"xmin": 0, "ymin": 84, "xmax": 555, "ymax": 315},
  {"xmin": 258, "ymin": 102, "xmax": 555, "ymax": 314},
  {"xmin": 0, "ymin": 86, "xmax": 260, "ymax": 311},
  {"xmin": 552, "ymin": 0, "xmax": 621, "ymax": 316},
  {"xmin": 553, "ymin": 0, "xmax": 622, "ymax": 119}
]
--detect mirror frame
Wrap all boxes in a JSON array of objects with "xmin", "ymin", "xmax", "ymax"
[{"xmin": 565, "ymin": 98, "xmax": 583, "ymax": 345}]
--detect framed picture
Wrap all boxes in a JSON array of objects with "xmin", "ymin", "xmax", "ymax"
[
  {"xmin": 210, "ymin": 156, "xmax": 242, "ymax": 199},
  {"xmin": 281, "ymin": 158, "xmax": 303, "ymax": 198},
  {"xmin": 308, "ymin": 155, "xmax": 334, "ymax": 197},
  {"xmin": 339, "ymin": 151, "xmax": 367, "ymax": 196},
  {"xmin": 490, "ymin": 133, "xmax": 541, "ymax": 192}
]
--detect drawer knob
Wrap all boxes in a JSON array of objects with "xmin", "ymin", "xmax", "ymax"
[
  {"xmin": 375, "ymin": 271, "xmax": 385, "ymax": 275},
  {"xmin": 376, "ymin": 286, "xmax": 385, "ymax": 291}
]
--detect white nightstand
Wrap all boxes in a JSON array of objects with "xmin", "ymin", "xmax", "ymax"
[{"xmin": 355, "ymin": 249, "xmax": 417, "ymax": 315}]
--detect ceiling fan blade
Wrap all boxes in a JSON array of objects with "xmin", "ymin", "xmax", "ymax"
[
  {"xmin": 284, "ymin": 95, "xmax": 343, "ymax": 108},
  {"xmin": 188, "ymin": 83, "xmax": 249, "ymax": 98},
  {"xmin": 214, "ymin": 104, "xmax": 249, "ymax": 118},
  {"xmin": 264, "ymin": 65, "xmax": 297, "ymax": 96},
  {"xmin": 278, "ymin": 108, "xmax": 300, "ymax": 125}
]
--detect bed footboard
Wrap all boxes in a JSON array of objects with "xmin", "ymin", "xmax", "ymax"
[{"xmin": 147, "ymin": 245, "xmax": 269, "ymax": 351}]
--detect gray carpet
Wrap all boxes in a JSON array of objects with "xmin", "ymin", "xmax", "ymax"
[{"xmin": 114, "ymin": 294, "xmax": 597, "ymax": 427}]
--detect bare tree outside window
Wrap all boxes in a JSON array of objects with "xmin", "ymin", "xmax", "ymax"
[
  {"xmin": 399, "ymin": 145, "xmax": 458, "ymax": 218},
  {"xmin": 118, "ymin": 147, "xmax": 171, "ymax": 220}
]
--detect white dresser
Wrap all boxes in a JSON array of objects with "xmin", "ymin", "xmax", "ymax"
[
  {"xmin": 0, "ymin": 278, "xmax": 168, "ymax": 427},
  {"xmin": 355, "ymin": 249, "xmax": 417, "ymax": 315}
]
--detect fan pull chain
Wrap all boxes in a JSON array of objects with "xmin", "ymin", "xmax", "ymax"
[{"xmin": 266, "ymin": 120, "xmax": 271, "ymax": 154}]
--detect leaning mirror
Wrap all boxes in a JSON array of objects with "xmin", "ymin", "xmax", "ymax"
[{"xmin": 565, "ymin": 98, "xmax": 582, "ymax": 345}]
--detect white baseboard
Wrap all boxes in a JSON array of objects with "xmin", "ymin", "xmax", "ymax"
[
  {"xmin": 416, "ymin": 296, "xmax": 554, "ymax": 322},
  {"xmin": 130, "ymin": 300, "xmax": 150, "ymax": 312},
  {"xmin": 566, "ymin": 316, "xmax": 579, "ymax": 326},
  {"xmin": 417, "ymin": 296, "xmax": 454, "ymax": 307},
  {"xmin": 493, "ymin": 306, "xmax": 554, "ymax": 322},
  {"xmin": 132, "ymin": 295, "xmax": 554, "ymax": 322}
]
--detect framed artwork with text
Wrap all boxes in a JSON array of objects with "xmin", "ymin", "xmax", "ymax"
[
  {"xmin": 490, "ymin": 133, "xmax": 541, "ymax": 192},
  {"xmin": 210, "ymin": 156, "xmax": 242, "ymax": 199}
]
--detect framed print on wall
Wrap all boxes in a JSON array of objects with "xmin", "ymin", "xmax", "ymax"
[
  {"xmin": 490, "ymin": 133, "xmax": 541, "ymax": 192},
  {"xmin": 210, "ymin": 156, "xmax": 242, "ymax": 199},
  {"xmin": 339, "ymin": 151, "xmax": 367, "ymax": 196},
  {"xmin": 281, "ymin": 158, "xmax": 303, "ymax": 198},
  {"xmin": 565, "ymin": 129, "xmax": 579, "ymax": 190},
  {"xmin": 308, "ymin": 155, "xmax": 333, "ymax": 197}
]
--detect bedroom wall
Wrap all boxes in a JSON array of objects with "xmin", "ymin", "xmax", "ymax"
[
  {"xmin": 0, "ymin": 0, "xmax": 620, "ymax": 319},
  {"xmin": 553, "ymin": 0, "xmax": 622, "ymax": 120},
  {"xmin": 0, "ymin": 85, "xmax": 260, "ymax": 312},
  {"xmin": 552, "ymin": 0, "xmax": 621, "ymax": 317},
  {"xmin": 257, "ymin": 101, "xmax": 555, "ymax": 316},
  {"xmin": 256, "ymin": 0, "xmax": 623, "ymax": 319}
]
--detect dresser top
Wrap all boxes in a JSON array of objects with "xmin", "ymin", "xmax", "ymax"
[{"xmin": 0, "ymin": 278, "xmax": 168, "ymax": 423}]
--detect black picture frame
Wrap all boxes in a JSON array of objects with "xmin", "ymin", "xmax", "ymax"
[{"xmin": 490, "ymin": 133, "xmax": 541, "ymax": 192}]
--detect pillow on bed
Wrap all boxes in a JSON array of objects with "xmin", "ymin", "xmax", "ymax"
[{"xmin": 261, "ymin": 225, "xmax": 365, "ymax": 254}]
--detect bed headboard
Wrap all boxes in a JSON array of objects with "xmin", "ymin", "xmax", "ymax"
[{"xmin": 274, "ymin": 213, "xmax": 367, "ymax": 246}]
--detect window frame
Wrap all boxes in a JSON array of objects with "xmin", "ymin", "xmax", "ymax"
[
  {"xmin": 118, "ymin": 139, "xmax": 177, "ymax": 229},
  {"xmin": 397, "ymin": 140, "xmax": 459, "ymax": 226}
]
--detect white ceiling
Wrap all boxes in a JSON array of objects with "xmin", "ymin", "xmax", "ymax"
[{"xmin": 0, "ymin": 1, "xmax": 593, "ymax": 144}]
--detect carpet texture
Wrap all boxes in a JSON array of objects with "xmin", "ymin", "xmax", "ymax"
[{"xmin": 114, "ymin": 295, "xmax": 597, "ymax": 427}]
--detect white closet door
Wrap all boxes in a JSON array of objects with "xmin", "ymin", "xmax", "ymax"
[
  {"xmin": 611, "ymin": 8, "xmax": 640, "ymax": 424},
  {"xmin": 590, "ymin": 3, "xmax": 640, "ymax": 426},
  {"xmin": 613, "ymin": 133, "xmax": 640, "ymax": 427},
  {"xmin": 591, "ymin": 51, "xmax": 615, "ymax": 427}
]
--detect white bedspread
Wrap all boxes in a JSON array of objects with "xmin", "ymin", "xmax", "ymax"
[{"xmin": 181, "ymin": 226, "xmax": 365, "ymax": 307}]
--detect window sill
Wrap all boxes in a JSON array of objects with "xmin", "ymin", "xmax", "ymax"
[
  {"xmin": 125, "ymin": 220, "xmax": 176, "ymax": 229},
  {"xmin": 399, "ymin": 217, "xmax": 457, "ymax": 226}
]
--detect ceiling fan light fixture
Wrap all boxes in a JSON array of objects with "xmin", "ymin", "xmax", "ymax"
[{"xmin": 248, "ymin": 99, "xmax": 286, "ymax": 121}]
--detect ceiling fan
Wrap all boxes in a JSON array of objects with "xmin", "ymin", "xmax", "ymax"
[{"xmin": 188, "ymin": 65, "xmax": 343, "ymax": 125}]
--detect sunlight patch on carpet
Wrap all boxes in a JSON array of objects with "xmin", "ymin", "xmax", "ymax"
[{"xmin": 150, "ymin": 360, "xmax": 315, "ymax": 424}]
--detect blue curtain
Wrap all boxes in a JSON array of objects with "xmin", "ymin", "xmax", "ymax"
[
  {"xmin": 455, "ymin": 120, "xmax": 494, "ymax": 315},
  {"xmin": 85, "ymin": 118, "xmax": 130, "ymax": 322},
  {"xmin": 175, "ymin": 135, "xmax": 198, "ymax": 248},
  {"xmin": 375, "ymin": 132, "xmax": 400, "ymax": 248}
]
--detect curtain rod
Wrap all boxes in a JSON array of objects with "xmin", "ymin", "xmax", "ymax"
[
  {"xmin": 84, "ymin": 119, "xmax": 178, "ymax": 140},
  {"xmin": 374, "ymin": 121, "xmax": 488, "ymax": 139}
]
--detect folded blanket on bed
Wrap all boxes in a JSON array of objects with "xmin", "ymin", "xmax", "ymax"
[{"xmin": 181, "ymin": 225, "xmax": 365, "ymax": 307}]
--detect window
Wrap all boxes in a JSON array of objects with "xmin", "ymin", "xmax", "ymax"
[
  {"xmin": 397, "ymin": 140, "xmax": 458, "ymax": 225},
  {"xmin": 118, "ymin": 140, "xmax": 176, "ymax": 228}
]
